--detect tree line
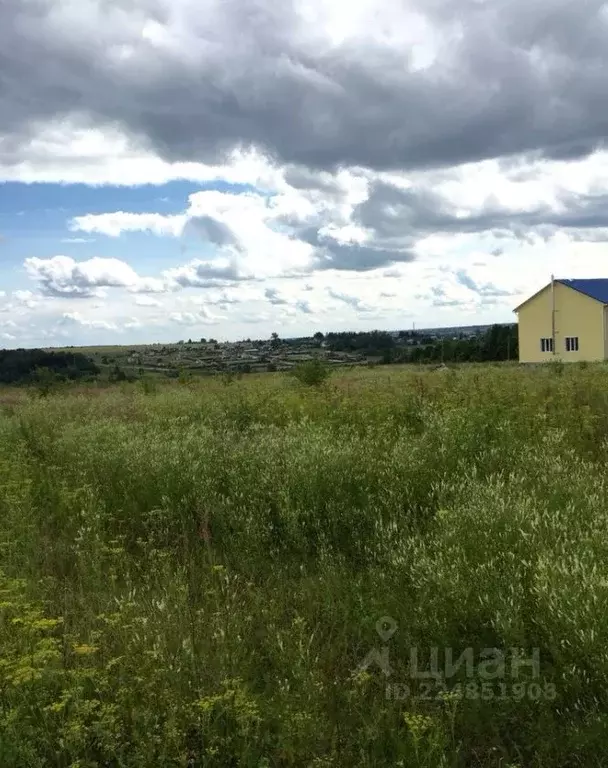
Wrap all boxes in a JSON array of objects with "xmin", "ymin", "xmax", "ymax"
[
  {"xmin": 0, "ymin": 349, "xmax": 100, "ymax": 385},
  {"xmin": 322, "ymin": 324, "xmax": 518, "ymax": 364}
]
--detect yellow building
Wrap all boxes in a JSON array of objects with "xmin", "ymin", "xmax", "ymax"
[{"xmin": 514, "ymin": 278, "xmax": 608, "ymax": 363}]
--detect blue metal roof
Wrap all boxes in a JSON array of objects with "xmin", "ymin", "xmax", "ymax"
[{"xmin": 558, "ymin": 279, "xmax": 608, "ymax": 304}]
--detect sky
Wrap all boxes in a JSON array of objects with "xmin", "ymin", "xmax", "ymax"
[{"xmin": 3, "ymin": 0, "xmax": 608, "ymax": 347}]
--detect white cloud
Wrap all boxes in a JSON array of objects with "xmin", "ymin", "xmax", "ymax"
[
  {"xmin": 127, "ymin": 277, "xmax": 168, "ymax": 294},
  {"xmin": 123, "ymin": 317, "xmax": 143, "ymax": 329},
  {"xmin": 134, "ymin": 295, "xmax": 162, "ymax": 307},
  {"xmin": 11, "ymin": 227, "xmax": 608, "ymax": 347},
  {"xmin": 59, "ymin": 145, "xmax": 608, "ymax": 299},
  {"xmin": 25, "ymin": 255, "xmax": 170, "ymax": 297},
  {"xmin": 164, "ymin": 258, "xmax": 247, "ymax": 288},
  {"xmin": 0, "ymin": 119, "xmax": 284, "ymax": 188},
  {"xmin": 71, "ymin": 211, "xmax": 187, "ymax": 238},
  {"xmin": 265, "ymin": 287, "xmax": 288, "ymax": 305},
  {"xmin": 62, "ymin": 312, "xmax": 118, "ymax": 331},
  {"xmin": 66, "ymin": 170, "xmax": 377, "ymax": 281},
  {"xmin": 239, "ymin": 312, "xmax": 273, "ymax": 325},
  {"xmin": 169, "ymin": 309, "xmax": 221, "ymax": 326},
  {"xmin": 327, "ymin": 288, "xmax": 374, "ymax": 313},
  {"xmin": 295, "ymin": 300, "xmax": 313, "ymax": 314},
  {"xmin": 13, "ymin": 290, "xmax": 39, "ymax": 308},
  {"xmin": 70, "ymin": 185, "xmax": 316, "ymax": 279}
]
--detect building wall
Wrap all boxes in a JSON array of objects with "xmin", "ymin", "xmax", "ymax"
[{"xmin": 517, "ymin": 282, "xmax": 605, "ymax": 363}]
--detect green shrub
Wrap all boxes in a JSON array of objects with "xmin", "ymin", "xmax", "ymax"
[
  {"xmin": 292, "ymin": 358, "xmax": 331, "ymax": 387},
  {"xmin": 109, "ymin": 364, "xmax": 127, "ymax": 382},
  {"xmin": 32, "ymin": 366, "xmax": 60, "ymax": 397},
  {"xmin": 139, "ymin": 375, "xmax": 158, "ymax": 395},
  {"xmin": 178, "ymin": 368, "xmax": 191, "ymax": 385}
]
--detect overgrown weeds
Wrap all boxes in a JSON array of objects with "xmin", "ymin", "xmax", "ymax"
[{"xmin": 2, "ymin": 363, "xmax": 608, "ymax": 765}]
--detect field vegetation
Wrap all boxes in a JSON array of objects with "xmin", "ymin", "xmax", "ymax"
[{"xmin": 1, "ymin": 362, "xmax": 607, "ymax": 766}]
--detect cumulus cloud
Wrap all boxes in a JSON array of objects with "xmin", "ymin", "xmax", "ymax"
[
  {"xmin": 68, "ymin": 172, "xmax": 415, "ymax": 274},
  {"xmin": 169, "ymin": 309, "xmax": 221, "ymax": 326},
  {"xmin": 69, "ymin": 187, "xmax": 318, "ymax": 275},
  {"xmin": 71, "ymin": 212, "xmax": 187, "ymax": 238},
  {"xmin": 62, "ymin": 312, "xmax": 118, "ymax": 331},
  {"xmin": 13, "ymin": 290, "xmax": 39, "ymax": 308},
  {"xmin": 164, "ymin": 258, "xmax": 246, "ymax": 288},
  {"xmin": 354, "ymin": 166, "xmax": 608, "ymax": 246},
  {"xmin": 62, "ymin": 144, "xmax": 608, "ymax": 282},
  {"xmin": 25, "ymin": 256, "xmax": 168, "ymax": 297},
  {"xmin": 184, "ymin": 216, "xmax": 240, "ymax": 247}
]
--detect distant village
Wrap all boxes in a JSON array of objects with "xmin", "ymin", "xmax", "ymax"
[
  {"xmin": 0, "ymin": 324, "xmax": 517, "ymax": 386},
  {"xmin": 111, "ymin": 324, "xmax": 506, "ymax": 377}
]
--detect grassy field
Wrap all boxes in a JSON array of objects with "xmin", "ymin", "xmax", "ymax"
[{"xmin": 1, "ymin": 362, "xmax": 608, "ymax": 766}]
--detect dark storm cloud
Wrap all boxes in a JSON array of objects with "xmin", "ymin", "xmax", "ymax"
[{"xmin": 3, "ymin": 0, "xmax": 608, "ymax": 172}]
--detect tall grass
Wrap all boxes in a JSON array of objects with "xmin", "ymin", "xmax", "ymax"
[{"xmin": 2, "ymin": 363, "xmax": 608, "ymax": 765}]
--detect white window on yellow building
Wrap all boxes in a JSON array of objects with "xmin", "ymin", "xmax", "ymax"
[
  {"xmin": 565, "ymin": 336, "xmax": 579, "ymax": 352},
  {"xmin": 540, "ymin": 338, "xmax": 554, "ymax": 352}
]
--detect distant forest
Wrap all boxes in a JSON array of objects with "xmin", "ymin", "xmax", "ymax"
[{"xmin": 0, "ymin": 349, "xmax": 100, "ymax": 385}]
